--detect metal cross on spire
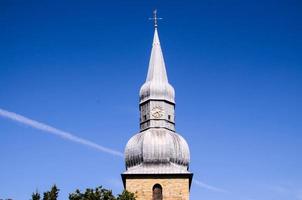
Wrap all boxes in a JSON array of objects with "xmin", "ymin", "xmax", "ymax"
[{"xmin": 149, "ymin": 9, "xmax": 162, "ymax": 28}]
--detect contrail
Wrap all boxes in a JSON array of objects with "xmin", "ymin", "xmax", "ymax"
[
  {"xmin": 0, "ymin": 108, "xmax": 230, "ymax": 194},
  {"xmin": 0, "ymin": 108, "xmax": 123, "ymax": 157},
  {"xmin": 193, "ymin": 179, "xmax": 229, "ymax": 193}
]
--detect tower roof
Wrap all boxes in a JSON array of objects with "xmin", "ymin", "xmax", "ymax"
[
  {"xmin": 146, "ymin": 29, "xmax": 168, "ymax": 83},
  {"xmin": 124, "ymin": 11, "xmax": 191, "ymax": 175},
  {"xmin": 139, "ymin": 28, "xmax": 175, "ymax": 104},
  {"xmin": 124, "ymin": 128, "xmax": 190, "ymax": 174}
]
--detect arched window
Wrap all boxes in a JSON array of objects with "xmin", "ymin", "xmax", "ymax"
[{"xmin": 152, "ymin": 184, "xmax": 163, "ymax": 200}]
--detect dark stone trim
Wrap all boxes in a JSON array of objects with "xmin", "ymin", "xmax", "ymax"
[
  {"xmin": 139, "ymin": 126, "xmax": 176, "ymax": 132},
  {"xmin": 140, "ymin": 99, "xmax": 176, "ymax": 106},
  {"xmin": 140, "ymin": 118, "xmax": 175, "ymax": 125},
  {"xmin": 121, "ymin": 173, "xmax": 193, "ymax": 190}
]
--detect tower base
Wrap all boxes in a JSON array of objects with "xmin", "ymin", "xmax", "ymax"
[{"xmin": 121, "ymin": 173, "xmax": 193, "ymax": 200}]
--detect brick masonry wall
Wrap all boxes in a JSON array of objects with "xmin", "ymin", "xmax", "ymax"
[{"xmin": 125, "ymin": 177, "xmax": 190, "ymax": 200}]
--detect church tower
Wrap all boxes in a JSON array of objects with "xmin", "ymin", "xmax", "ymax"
[{"xmin": 122, "ymin": 11, "xmax": 193, "ymax": 200}]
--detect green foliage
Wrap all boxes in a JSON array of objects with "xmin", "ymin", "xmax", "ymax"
[
  {"xmin": 32, "ymin": 185, "xmax": 135, "ymax": 200},
  {"xmin": 68, "ymin": 189, "xmax": 82, "ymax": 200},
  {"xmin": 116, "ymin": 190, "xmax": 136, "ymax": 200},
  {"xmin": 43, "ymin": 185, "xmax": 59, "ymax": 200},
  {"xmin": 69, "ymin": 186, "xmax": 115, "ymax": 200},
  {"xmin": 31, "ymin": 191, "xmax": 41, "ymax": 200}
]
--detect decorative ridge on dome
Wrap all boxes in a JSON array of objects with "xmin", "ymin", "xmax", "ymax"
[{"xmin": 124, "ymin": 128, "xmax": 190, "ymax": 174}]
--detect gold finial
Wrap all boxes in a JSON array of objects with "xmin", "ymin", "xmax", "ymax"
[{"xmin": 149, "ymin": 9, "xmax": 162, "ymax": 28}]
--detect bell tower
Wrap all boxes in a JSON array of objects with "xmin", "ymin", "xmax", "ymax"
[
  {"xmin": 122, "ymin": 10, "xmax": 193, "ymax": 200},
  {"xmin": 139, "ymin": 25, "xmax": 175, "ymax": 132}
]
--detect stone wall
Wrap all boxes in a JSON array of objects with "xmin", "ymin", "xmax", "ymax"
[{"xmin": 125, "ymin": 177, "xmax": 190, "ymax": 200}]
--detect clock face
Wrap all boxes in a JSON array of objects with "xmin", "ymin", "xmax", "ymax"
[{"xmin": 151, "ymin": 106, "xmax": 164, "ymax": 119}]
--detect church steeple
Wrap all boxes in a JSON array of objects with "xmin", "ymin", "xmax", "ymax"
[
  {"xmin": 122, "ymin": 11, "xmax": 192, "ymax": 200},
  {"xmin": 146, "ymin": 28, "xmax": 168, "ymax": 84},
  {"xmin": 139, "ymin": 15, "xmax": 175, "ymax": 132}
]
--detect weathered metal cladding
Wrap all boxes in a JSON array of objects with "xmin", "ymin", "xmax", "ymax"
[
  {"xmin": 139, "ymin": 28, "xmax": 175, "ymax": 104},
  {"xmin": 124, "ymin": 128, "xmax": 190, "ymax": 174},
  {"xmin": 124, "ymin": 28, "xmax": 191, "ymax": 175}
]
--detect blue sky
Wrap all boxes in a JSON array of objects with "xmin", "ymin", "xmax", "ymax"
[{"xmin": 0, "ymin": 0, "xmax": 302, "ymax": 199}]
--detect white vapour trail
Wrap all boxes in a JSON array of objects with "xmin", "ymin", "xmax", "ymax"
[
  {"xmin": 0, "ymin": 108, "xmax": 123, "ymax": 157},
  {"xmin": 193, "ymin": 179, "xmax": 229, "ymax": 193},
  {"xmin": 0, "ymin": 108, "xmax": 230, "ymax": 194}
]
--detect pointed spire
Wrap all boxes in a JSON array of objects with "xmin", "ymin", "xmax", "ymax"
[
  {"xmin": 146, "ymin": 28, "xmax": 168, "ymax": 83},
  {"xmin": 140, "ymin": 22, "xmax": 175, "ymax": 104},
  {"xmin": 140, "ymin": 10, "xmax": 174, "ymax": 104},
  {"xmin": 139, "ymin": 10, "xmax": 176, "ymax": 132}
]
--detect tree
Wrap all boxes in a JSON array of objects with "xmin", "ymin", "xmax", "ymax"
[
  {"xmin": 32, "ymin": 185, "xmax": 135, "ymax": 200},
  {"xmin": 68, "ymin": 189, "xmax": 82, "ymax": 200},
  {"xmin": 43, "ymin": 185, "xmax": 59, "ymax": 200},
  {"xmin": 116, "ymin": 190, "xmax": 136, "ymax": 200},
  {"xmin": 31, "ymin": 191, "xmax": 41, "ymax": 200},
  {"xmin": 69, "ymin": 186, "xmax": 115, "ymax": 200}
]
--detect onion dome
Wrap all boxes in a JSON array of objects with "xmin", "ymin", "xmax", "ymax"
[{"xmin": 124, "ymin": 129, "xmax": 190, "ymax": 174}]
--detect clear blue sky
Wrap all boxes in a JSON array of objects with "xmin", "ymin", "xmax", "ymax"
[{"xmin": 0, "ymin": 0, "xmax": 301, "ymax": 199}]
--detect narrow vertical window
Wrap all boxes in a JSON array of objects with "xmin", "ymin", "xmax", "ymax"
[{"xmin": 153, "ymin": 184, "xmax": 163, "ymax": 200}]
